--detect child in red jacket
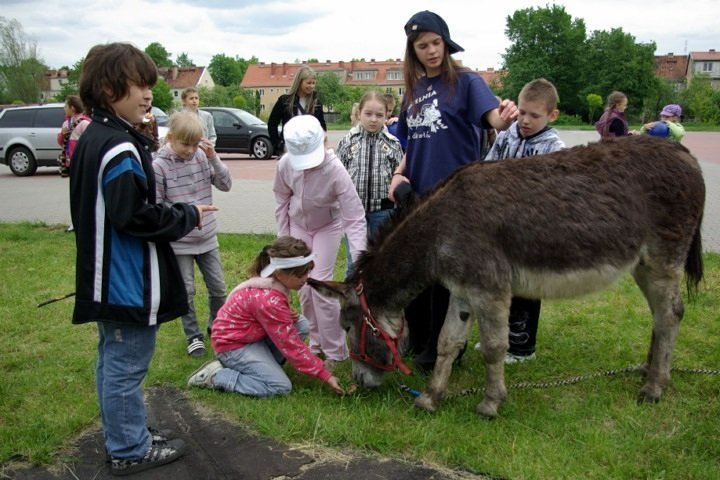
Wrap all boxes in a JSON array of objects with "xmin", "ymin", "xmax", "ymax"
[{"xmin": 187, "ymin": 236, "xmax": 345, "ymax": 397}]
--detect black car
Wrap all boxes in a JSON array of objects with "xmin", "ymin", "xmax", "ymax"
[{"xmin": 200, "ymin": 107, "xmax": 275, "ymax": 159}]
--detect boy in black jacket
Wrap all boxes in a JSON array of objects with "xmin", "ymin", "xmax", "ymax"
[{"xmin": 70, "ymin": 42, "xmax": 217, "ymax": 476}]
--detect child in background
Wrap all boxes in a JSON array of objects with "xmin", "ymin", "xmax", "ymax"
[
  {"xmin": 70, "ymin": 42, "xmax": 217, "ymax": 475},
  {"xmin": 337, "ymin": 90, "xmax": 403, "ymax": 274},
  {"xmin": 641, "ymin": 103, "xmax": 685, "ymax": 142},
  {"xmin": 57, "ymin": 95, "xmax": 91, "ymax": 177},
  {"xmin": 595, "ymin": 91, "xmax": 629, "ymax": 139},
  {"xmin": 135, "ymin": 106, "xmax": 160, "ymax": 152},
  {"xmin": 187, "ymin": 236, "xmax": 345, "ymax": 396},
  {"xmin": 483, "ymin": 78, "xmax": 565, "ymax": 364},
  {"xmin": 273, "ymin": 115, "xmax": 367, "ymax": 371},
  {"xmin": 153, "ymin": 111, "xmax": 232, "ymax": 358},
  {"xmin": 350, "ymin": 102, "xmax": 361, "ymax": 127},
  {"xmin": 180, "ymin": 87, "xmax": 217, "ymax": 145},
  {"xmin": 383, "ymin": 93, "xmax": 407, "ymax": 152}
]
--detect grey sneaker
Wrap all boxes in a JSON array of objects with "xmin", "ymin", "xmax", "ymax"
[
  {"xmin": 187, "ymin": 359, "xmax": 222, "ymax": 388},
  {"xmin": 504, "ymin": 352, "xmax": 536, "ymax": 365},
  {"xmin": 109, "ymin": 438, "xmax": 185, "ymax": 476}
]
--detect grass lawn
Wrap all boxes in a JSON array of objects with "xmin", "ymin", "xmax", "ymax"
[{"xmin": 1, "ymin": 222, "xmax": 719, "ymax": 479}]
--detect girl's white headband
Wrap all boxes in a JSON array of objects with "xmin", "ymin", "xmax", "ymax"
[{"xmin": 260, "ymin": 254, "xmax": 315, "ymax": 278}]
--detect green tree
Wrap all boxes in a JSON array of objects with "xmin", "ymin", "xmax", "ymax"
[
  {"xmin": 681, "ymin": 73, "xmax": 720, "ymax": 123},
  {"xmin": 640, "ymin": 78, "xmax": 677, "ymax": 123},
  {"xmin": 315, "ymin": 71, "xmax": 347, "ymax": 112},
  {"xmin": 208, "ymin": 54, "xmax": 242, "ymax": 86},
  {"xmin": 0, "ymin": 17, "xmax": 47, "ymax": 103},
  {"xmin": 198, "ymin": 84, "xmax": 255, "ymax": 111},
  {"xmin": 586, "ymin": 93, "xmax": 602, "ymax": 123},
  {"xmin": 144, "ymin": 42, "xmax": 173, "ymax": 67},
  {"xmin": 582, "ymin": 28, "xmax": 657, "ymax": 121},
  {"xmin": 175, "ymin": 52, "xmax": 194, "ymax": 67},
  {"xmin": 500, "ymin": 5, "xmax": 587, "ymax": 116},
  {"xmin": 151, "ymin": 77, "xmax": 173, "ymax": 111}
]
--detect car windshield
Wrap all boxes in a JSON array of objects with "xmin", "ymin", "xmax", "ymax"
[{"xmin": 230, "ymin": 109, "xmax": 265, "ymax": 126}]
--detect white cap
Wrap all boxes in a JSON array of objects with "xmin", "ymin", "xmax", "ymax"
[{"xmin": 284, "ymin": 115, "xmax": 325, "ymax": 170}]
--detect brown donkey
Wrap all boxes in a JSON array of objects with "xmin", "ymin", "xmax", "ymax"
[{"xmin": 310, "ymin": 135, "xmax": 705, "ymax": 418}]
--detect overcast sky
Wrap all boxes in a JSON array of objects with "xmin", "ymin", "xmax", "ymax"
[{"xmin": 4, "ymin": 0, "xmax": 719, "ymax": 71}]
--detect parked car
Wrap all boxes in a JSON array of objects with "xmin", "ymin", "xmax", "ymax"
[
  {"xmin": 200, "ymin": 107, "xmax": 275, "ymax": 159},
  {"xmin": 151, "ymin": 106, "xmax": 169, "ymax": 126},
  {"xmin": 0, "ymin": 103, "xmax": 65, "ymax": 176}
]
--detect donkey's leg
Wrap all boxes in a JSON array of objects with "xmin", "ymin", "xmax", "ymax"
[
  {"xmin": 632, "ymin": 262, "xmax": 684, "ymax": 403},
  {"xmin": 472, "ymin": 292, "xmax": 511, "ymax": 418},
  {"xmin": 415, "ymin": 294, "xmax": 474, "ymax": 413}
]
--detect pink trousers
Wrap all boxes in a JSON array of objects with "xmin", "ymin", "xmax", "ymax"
[{"xmin": 290, "ymin": 220, "xmax": 348, "ymax": 361}]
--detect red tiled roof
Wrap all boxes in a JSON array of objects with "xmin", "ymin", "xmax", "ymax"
[
  {"xmin": 157, "ymin": 66, "xmax": 207, "ymax": 89},
  {"xmin": 241, "ymin": 60, "xmax": 405, "ymax": 88},
  {"xmin": 242, "ymin": 60, "xmax": 504, "ymax": 91},
  {"xmin": 689, "ymin": 50, "xmax": 720, "ymax": 61}
]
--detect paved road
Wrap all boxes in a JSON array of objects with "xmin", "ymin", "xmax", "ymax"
[{"xmin": 1, "ymin": 130, "xmax": 718, "ymax": 252}]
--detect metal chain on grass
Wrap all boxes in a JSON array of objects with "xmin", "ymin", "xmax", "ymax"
[{"xmin": 398, "ymin": 364, "xmax": 720, "ymax": 400}]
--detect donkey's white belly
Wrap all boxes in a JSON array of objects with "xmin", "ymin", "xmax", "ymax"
[{"xmin": 513, "ymin": 259, "xmax": 638, "ymax": 299}]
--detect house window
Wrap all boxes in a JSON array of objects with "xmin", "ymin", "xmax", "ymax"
[
  {"xmin": 702, "ymin": 62, "xmax": 713, "ymax": 72},
  {"xmin": 173, "ymin": 91, "xmax": 178, "ymax": 97},
  {"xmin": 353, "ymin": 71, "xmax": 375, "ymax": 81},
  {"xmin": 258, "ymin": 89, "xmax": 264, "ymax": 96},
  {"xmin": 386, "ymin": 70, "xmax": 403, "ymax": 81}
]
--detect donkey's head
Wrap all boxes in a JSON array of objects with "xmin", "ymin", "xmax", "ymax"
[{"xmin": 308, "ymin": 278, "xmax": 410, "ymax": 388}]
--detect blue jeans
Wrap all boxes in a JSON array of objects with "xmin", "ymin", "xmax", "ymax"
[
  {"xmin": 176, "ymin": 248, "xmax": 227, "ymax": 340},
  {"xmin": 345, "ymin": 209, "xmax": 394, "ymax": 277},
  {"xmin": 96, "ymin": 321, "xmax": 156, "ymax": 459},
  {"xmin": 213, "ymin": 316, "xmax": 310, "ymax": 397}
]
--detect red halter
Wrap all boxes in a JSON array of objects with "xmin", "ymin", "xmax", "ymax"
[{"xmin": 349, "ymin": 283, "xmax": 412, "ymax": 375}]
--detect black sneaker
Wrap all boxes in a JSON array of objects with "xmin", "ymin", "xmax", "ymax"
[
  {"xmin": 110, "ymin": 438, "xmax": 186, "ymax": 476},
  {"xmin": 187, "ymin": 337, "xmax": 206, "ymax": 357},
  {"xmin": 105, "ymin": 427, "xmax": 174, "ymax": 463}
]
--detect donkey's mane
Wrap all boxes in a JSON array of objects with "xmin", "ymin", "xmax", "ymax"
[{"xmin": 348, "ymin": 159, "xmax": 496, "ymax": 286}]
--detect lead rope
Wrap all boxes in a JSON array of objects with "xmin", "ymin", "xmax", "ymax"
[{"xmin": 398, "ymin": 365, "xmax": 720, "ymax": 400}]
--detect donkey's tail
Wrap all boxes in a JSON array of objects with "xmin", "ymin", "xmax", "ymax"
[{"xmin": 685, "ymin": 214, "xmax": 704, "ymax": 299}]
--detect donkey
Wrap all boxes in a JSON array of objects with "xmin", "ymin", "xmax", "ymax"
[{"xmin": 309, "ymin": 135, "xmax": 705, "ymax": 418}]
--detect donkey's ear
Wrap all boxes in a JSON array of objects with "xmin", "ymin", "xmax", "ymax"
[{"xmin": 307, "ymin": 278, "xmax": 353, "ymax": 301}]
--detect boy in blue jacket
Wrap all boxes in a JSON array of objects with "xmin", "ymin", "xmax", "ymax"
[{"xmin": 70, "ymin": 42, "xmax": 217, "ymax": 476}]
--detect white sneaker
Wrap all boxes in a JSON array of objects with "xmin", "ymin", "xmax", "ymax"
[
  {"xmin": 187, "ymin": 360, "xmax": 222, "ymax": 388},
  {"xmin": 504, "ymin": 352, "xmax": 536, "ymax": 365}
]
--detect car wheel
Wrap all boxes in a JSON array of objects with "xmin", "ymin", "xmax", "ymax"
[
  {"xmin": 8, "ymin": 146, "xmax": 38, "ymax": 177},
  {"xmin": 251, "ymin": 137, "xmax": 272, "ymax": 160}
]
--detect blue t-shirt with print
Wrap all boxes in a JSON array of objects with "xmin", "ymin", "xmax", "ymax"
[{"xmin": 398, "ymin": 72, "xmax": 499, "ymax": 194}]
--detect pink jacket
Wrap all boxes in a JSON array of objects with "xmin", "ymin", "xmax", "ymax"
[
  {"xmin": 211, "ymin": 277, "xmax": 332, "ymax": 382},
  {"xmin": 273, "ymin": 149, "xmax": 367, "ymax": 261}
]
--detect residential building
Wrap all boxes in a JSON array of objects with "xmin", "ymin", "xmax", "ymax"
[
  {"xmin": 242, "ymin": 59, "xmax": 504, "ymax": 117},
  {"xmin": 241, "ymin": 60, "xmax": 405, "ymax": 117},
  {"xmin": 157, "ymin": 66, "xmax": 215, "ymax": 105},
  {"xmin": 655, "ymin": 53, "xmax": 689, "ymax": 91},
  {"xmin": 40, "ymin": 69, "xmax": 70, "ymax": 102},
  {"xmin": 41, "ymin": 66, "xmax": 215, "ymax": 106},
  {"xmin": 687, "ymin": 49, "xmax": 720, "ymax": 88}
]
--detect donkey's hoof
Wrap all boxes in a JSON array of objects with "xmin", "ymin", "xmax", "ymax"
[
  {"xmin": 476, "ymin": 400, "xmax": 499, "ymax": 418},
  {"xmin": 414, "ymin": 393, "xmax": 437, "ymax": 413},
  {"xmin": 637, "ymin": 388, "xmax": 661, "ymax": 404}
]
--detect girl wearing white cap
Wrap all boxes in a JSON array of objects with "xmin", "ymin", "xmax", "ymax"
[
  {"xmin": 389, "ymin": 10, "xmax": 519, "ymax": 372},
  {"xmin": 273, "ymin": 115, "xmax": 367, "ymax": 370},
  {"xmin": 187, "ymin": 236, "xmax": 345, "ymax": 396}
]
